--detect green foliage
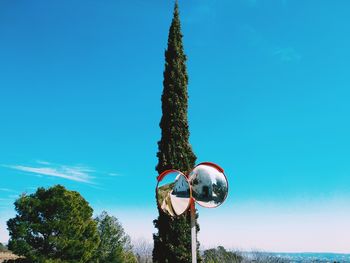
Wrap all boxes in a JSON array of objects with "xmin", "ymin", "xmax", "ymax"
[
  {"xmin": 203, "ymin": 246, "xmax": 243, "ymax": 263},
  {"xmin": 0, "ymin": 242, "xmax": 8, "ymax": 252},
  {"xmin": 6, "ymin": 185, "xmax": 100, "ymax": 263},
  {"xmin": 153, "ymin": 1, "xmax": 199, "ymax": 263},
  {"xmin": 94, "ymin": 211, "xmax": 137, "ymax": 263},
  {"xmin": 120, "ymin": 251, "xmax": 138, "ymax": 263},
  {"xmin": 156, "ymin": 0, "xmax": 196, "ymax": 175}
]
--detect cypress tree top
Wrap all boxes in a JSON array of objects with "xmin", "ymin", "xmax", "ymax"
[{"xmin": 156, "ymin": 1, "xmax": 197, "ymax": 175}]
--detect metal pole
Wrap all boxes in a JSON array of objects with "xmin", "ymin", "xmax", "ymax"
[{"xmin": 190, "ymin": 199, "xmax": 197, "ymax": 263}]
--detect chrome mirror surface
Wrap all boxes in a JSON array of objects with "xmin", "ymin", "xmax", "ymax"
[
  {"xmin": 189, "ymin": 163, "xmax": 228, "ymax": 208},
  {"xmin": 156, "ymin": 170, "xmax": 191, "ymax": 216}
]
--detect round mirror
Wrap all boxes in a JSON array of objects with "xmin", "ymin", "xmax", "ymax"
[
  {"xmin": 189, "ymin": 162, "xmax": 228, "ymax": 208},
  {"xmin": 156, "ymin": 170, "xmax": 191, "ymax": 217}
]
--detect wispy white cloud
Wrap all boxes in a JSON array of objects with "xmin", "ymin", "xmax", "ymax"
[
  {"xmin": 3, "ymin": 160, "xmax": 121, "ymax": 185},
  {"xmin": 4, "ymin": 163, "xmax": 94, "ymax": 183}
]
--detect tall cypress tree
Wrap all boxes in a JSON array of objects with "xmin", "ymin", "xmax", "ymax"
[{"xmin": 153, "ymin": 1, "xmax": 199, "ymax": 262}]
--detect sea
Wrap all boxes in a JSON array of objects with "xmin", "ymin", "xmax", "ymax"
[
  {"xmin": 275, "ymin": 253, "xmax": 350, "ymax": 263},
  {"xmin": 242, "ymin": 252, "xmax": 350, "ymax": 263}
]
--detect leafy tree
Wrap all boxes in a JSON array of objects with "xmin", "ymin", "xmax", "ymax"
[
  {"xmin": 94, "ymin": 211, "xmax": 136, "ymax": 263},
  {"xmin": 7, "ymin": 185, "xmax": 99, "ymax": 263},
  {"xmin": 203, "ymin": 246, "xmax": 243, "ymax": 263},
  {"xmin": 153, "ymin": 1, "xmax": 199, "ymax": 262}
]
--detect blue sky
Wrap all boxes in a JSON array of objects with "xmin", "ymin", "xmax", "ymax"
[{"xmin": 1, "ymin": 0, "xmax": 350, "ymax": 253}]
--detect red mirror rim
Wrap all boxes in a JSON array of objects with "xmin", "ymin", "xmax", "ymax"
[{"xmin": 195, "ymin": 162, "xmax": 224, "ymax": 173}]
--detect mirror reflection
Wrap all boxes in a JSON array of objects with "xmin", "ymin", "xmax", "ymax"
[
  {"xmin": 156, "ymin": 171, "xmax": 191, "ymax": 216},
  {"xmin": 189, "ymin": 163, "xmax": 228, "ymax": 208}
]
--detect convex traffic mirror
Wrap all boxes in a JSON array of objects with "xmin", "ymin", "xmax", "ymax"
[
  {"xmin": 189, "ymin": 163, "xmax": 228, "ymax": 208},
  {"xmin": 156, "ymin": 162, "xmax": 229, "ymax": 216},
  {"xmin": 156, "ymin": 170, "xmax": 191, "ymax": 216}
]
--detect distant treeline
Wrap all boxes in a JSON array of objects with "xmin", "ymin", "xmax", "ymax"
[{"xmin": 0, "ymin": 243, "xmax": 8, "ymax": 252}]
